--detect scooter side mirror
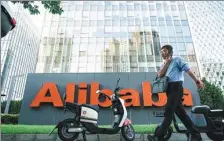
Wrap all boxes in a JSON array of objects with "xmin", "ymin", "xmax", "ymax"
[
  {"xmin": 96, "ymin": 90, "xmax": 101, "ymax": 94},
  {"xmin": 117, "ymin": 77, "xmax": 120, "ymax": 83},
  {"xmin": 115, "ymin": 77, "xmax": 120, "ymax": 87},
  {"xmin": 98, "ymin": 93, "xmax": 106, "ymax": 102}
]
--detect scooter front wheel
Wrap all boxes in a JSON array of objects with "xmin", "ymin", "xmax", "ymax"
[
  {"xmin": 121, "ymin": 124, "xmax": 135, "ymax": 141},
  {"xmin": 57, "ymin": 119, "xmax": 79, "ymax": 141},
  {"xmin": 206, "ymin": 120, "xmax": 224, "ymax": 141},
  {"xmin": 206, "ymin": 132, "xmax": 224, "ymax": 141}
]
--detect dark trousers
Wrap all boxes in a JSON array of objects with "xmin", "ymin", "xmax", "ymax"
[{"xmin": 155, "ymin": 81, "xmax": 201, "ymax": 138}]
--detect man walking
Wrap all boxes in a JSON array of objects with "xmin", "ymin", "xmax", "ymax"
[{"xmin": 154, "ymin": 45, "xmax": 205, "ymax": 141}]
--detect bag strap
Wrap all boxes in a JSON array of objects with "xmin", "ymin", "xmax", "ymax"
[
  {"xmin": 155, "ymin": 74, "xmax": 158, "ymax": 79},
  {"xmin": 164, "ymin": 59, "xmax": 173, "ymax": 76},
  {"xmin": 156, "ymin": 59, "xmax": 173, "ymax": 79}
]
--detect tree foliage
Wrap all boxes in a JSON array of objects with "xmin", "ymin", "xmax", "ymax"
[
  {"xmin": 198, "ymin": 78, "xmax": 224, "ymax": 109},
  {"xmin": 11, "ymin": 1, "xmax": 64, "ymax": 15}
]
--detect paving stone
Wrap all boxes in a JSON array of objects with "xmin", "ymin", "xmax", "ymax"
[
  {"xmin": 85, "ymin": 135, "xmax": 99, "ymax": 141},
  {"xmin": 107, "ymin": 134, "xmax": 121, "ymax": 141},
  {"xmin": 143, "ymin": 134, "xmax": 160, "ymax": 141},
  {"xmin": 97, "ymin": 134, "xmax": 108, "ymax": 141},
  {"xmin": 55, "ymin": 134, "xmax": 82, "ymax": 141},
  {"xmin": 98, "ymin": 134, "xmax": 121, "ymax": 141},
  {"xmin": 143, "ymin": 133, "xmax": 212, "ymax": 141},
  {"xmin": 1, "ymin": 134, "xmax": 16, "ymax": 141},
  {"xmin": 15, "ymin": 134, "xmax": 36, "ymax": 141},
  {"xmin": 169, "ymin": 133, "xmax": 188, "ymax": 141},
  {"xmin": 201, "ymin": 133, "xmax": 211, "ymax": 140},
  {"xmin": 54, "ymin": 136, "xmax": 62, "ymax": 141},
  {"xmin": 0, "ymin": 133, "xmax": 213, "ymax": 141},
  {"xmin": 120, "ymin": 134, "xmax": 143, "ymax": 141},
  {"xmin": 35, "ymin": 134, "xmax": 57, "ymax": 141},
  {"xmin": 55, "ymin": 134, "xmax": 99, "ymax": 141}
]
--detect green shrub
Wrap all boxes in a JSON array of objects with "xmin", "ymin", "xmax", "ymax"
[
  {"xmin": 198, "ymin": 78, "xmax": 224, "ymax": 109},
  {"xmin": 1, "ymin": 100, "xmax": 22, "ymax": 114},
  {"xmin": 1, "ymin": 114, "xmax": 19, "ymax": 124}
]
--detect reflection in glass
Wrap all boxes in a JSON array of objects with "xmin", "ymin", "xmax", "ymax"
[
  {"xmin": 185, "ymin": 36, "xmax": 193, "ymax": 42},
  {"xmin": 180, "ymin": 11, "xmax": 187, "ymax": 20},
  {"xmin": 182, "ymin": 26, "xmax": 191, "ymax": 36},
  {"xmin": 149, "ymin": 5, "xmax": 155, "ymax": 11},
  {"xmin": 169, "ymin": 37, "xmax": 176, "ymax": 42},
  {"xmin": 186, "ymin": 43, "xmax": 195, "ymax": 55},
  {"xmin": 171, "ymin": 5, "xmax": 176, "ymax": 11},
  {"xmin": 178, "ymin": 43, "xmax": 185, "ymax": 50},
  {"xmin": 177, "ymin": 37, "xmax": 184, "ymax": 43},
  {"xmin": 152, "ymin": 30, "xmax": 161, "ymax": 57},
  {"xmin": 156, "ymin": 3, "xmax": 162, "ymax": 11},
  {"xmin": 36, "ymin": 1, "xmax": 200, "ymax": 77},
  {"xmin": 174, "ymin": 20, "xmax": 180, "ymax": 26},
  {"xmin": 143, "ymin": 18, "xmax": 150, "ymax": 26},
  {"xmin": 142, "ymin": 4, "xmax": 148, "ymax": 11}
]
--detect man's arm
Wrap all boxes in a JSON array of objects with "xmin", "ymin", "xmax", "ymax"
[
  {"xmin": 158, "ymin": 63, "xmax": 169, "ymax": 77},
  {"xmin": 186, "ymin": 70, "xmax": 200, "ymax": 84},
  {"xmin": 177, "ymin": 57, "xmax": 200, "ymax": 84},
  {"xmin": 187, "ymin": 69, "xmax": 204, "ymax": 88}
]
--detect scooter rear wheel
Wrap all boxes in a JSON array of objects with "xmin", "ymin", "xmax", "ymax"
[{"xmin": 58, "ymin": 119, "xmax": 79, "ymax": 141}]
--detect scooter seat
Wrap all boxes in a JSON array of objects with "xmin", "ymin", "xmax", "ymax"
[
  {"xmin": 64, "ymin": 102, "xmax": 80, "ymax": 113},
  {"xmin": 65, "ymin": 102, "xmax": 80, "ymax": 108},
  {"xmin": 210, "ymin": 109, "xmax": 224, "ymax": 115},
  {"xmin": 191, "ymin": 105, "xmax": 211, "ymax": 114},
  {"xmin": 82, "ymin": 104, "xmax": 99, "ymax": 112}
]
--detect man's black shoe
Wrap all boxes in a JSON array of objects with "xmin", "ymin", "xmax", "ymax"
[{"xmin": 154, "ymin": 136, "xmax": 166, "ymax": 141}]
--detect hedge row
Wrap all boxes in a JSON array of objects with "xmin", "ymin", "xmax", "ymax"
[
  {"xmin": 1, "ymin": 100, "xmax": 22, "ymax": 114},
  {"xmin": 1, "ymin": 114, "xmax": 19, "ymax": 124}
]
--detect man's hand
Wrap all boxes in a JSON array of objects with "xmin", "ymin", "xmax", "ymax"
[
  {"xmin": 158, "ymin": 56, "xmax": 172, "ymax": 77},
  {"xmin": 196, "ymin": 80, "xmax": 205, "ymax": 89},
  {"xmin": 187, "ymin": 70, "xmax": 205, "ymax": 89},
  {"xmin": 164, "ymin": 56, "xmax": 172, "ymax": 65}
]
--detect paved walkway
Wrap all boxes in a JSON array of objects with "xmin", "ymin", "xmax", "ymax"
[{"xmin": 2, "ymin": 133, "xmax": 212, "ymax": 141}]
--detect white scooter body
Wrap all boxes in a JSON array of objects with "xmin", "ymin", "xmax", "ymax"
[{"xmin": 79, "ymin": 94, "xmax": 129, "ymax": 130}]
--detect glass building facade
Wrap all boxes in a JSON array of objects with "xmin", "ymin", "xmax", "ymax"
[
  {"xmin": 185, "ymin": 1, "xmax": 224, "ymax": 90},
  {"xmin": 36, "ymin": 1, "xmax": 200, "ymax": 78},
  {"xmin": 1, "ymin": 3, "xmax": 40, "ymax": 100}
]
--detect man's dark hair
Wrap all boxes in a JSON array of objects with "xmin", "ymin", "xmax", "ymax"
[{"xmin": 161, "ymin": 45, "xmax": 173, "ymax": 54}]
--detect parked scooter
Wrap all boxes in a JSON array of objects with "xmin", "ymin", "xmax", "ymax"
[
  {"xmin": 147, "ymin": 95, "xmax": 224, "ymax": 141},
  {"xmin": 49, "ymin": 77, "xmax": 135, "ymax": 141}
]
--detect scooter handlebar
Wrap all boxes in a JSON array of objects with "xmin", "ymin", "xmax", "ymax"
[
  {"xmin": 98, "ymin": 92, "xmax": 111, "ymax": 100},
  {"xmin": 114, "ymin": 87, "xmax": 123, "ymax": 93},
  {"xmin": 105, "ymin": 94, "xmax": 111, "ymax": 100}
]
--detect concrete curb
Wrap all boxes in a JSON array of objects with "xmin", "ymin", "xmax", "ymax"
[{"xmin": 1, "ymin": 133, "xmax": 212, "ymax": 141}]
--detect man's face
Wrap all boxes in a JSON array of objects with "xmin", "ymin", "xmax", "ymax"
[{"xmin": 161, "ymin": 48, "xmax": 169, "ymax": 59}]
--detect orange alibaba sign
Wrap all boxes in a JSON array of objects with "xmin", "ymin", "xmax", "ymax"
[{"xmin": 30, "ymin": 82, "xmax": 193, "ymax": 108}]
